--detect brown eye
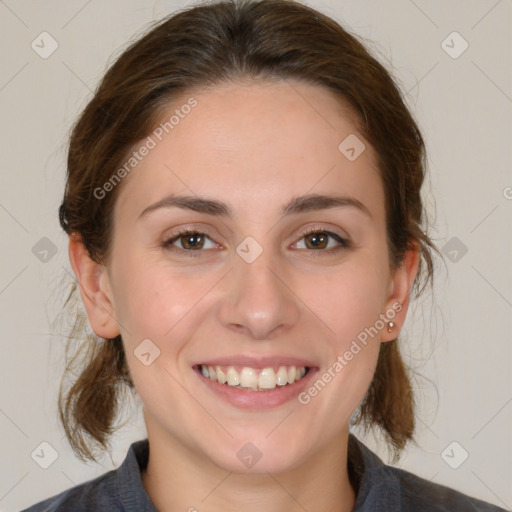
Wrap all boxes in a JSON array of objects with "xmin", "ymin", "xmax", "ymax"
[
  {"xmin": 179, "ymin": 232, "xmax": 205, "ymax": 250},
  {"xmin": 164, "ymin": 230, "xmax": 218, "ymax": 252},
  {"xmin": 295, "ymin": 230, "xmax": 350, "ymax": 251},
  {"xmin": 304, "ymin": 232, "xmax": 329, "ymax": 249}
]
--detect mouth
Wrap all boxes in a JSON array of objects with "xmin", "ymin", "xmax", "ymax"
[
  {"xmin": 193, "ymin": 357, "xmax": 317, "ymax": 409},
  {"xmin": 196, "ymin": 364, "xmax": 310, "ymax": 391}
]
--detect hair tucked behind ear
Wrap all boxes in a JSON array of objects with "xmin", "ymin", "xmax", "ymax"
[
  {"xmin": 352, "ymin": 342, "xmax": 416, "ymax": 463},
  {"xmin": 57, "ymin": 282, "xmax": 134, "ymax": 462},
  {"xmin": 58, "ymin": 0, "xmax": 438, "ymax": 462}
]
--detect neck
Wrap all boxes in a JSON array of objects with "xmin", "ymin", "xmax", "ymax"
[{"xmin": 141, "ymin": 426, "xmax": 356, "ymax": 512}]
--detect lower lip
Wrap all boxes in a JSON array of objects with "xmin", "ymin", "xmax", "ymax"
[{"xmin": 195, "ymin": 367, "xmax": 317, "ymax": 409}]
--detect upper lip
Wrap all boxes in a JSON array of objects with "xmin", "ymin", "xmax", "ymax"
[{"xmin": 195, "ymin": 355, "xmax": 317, "ymax": 369}]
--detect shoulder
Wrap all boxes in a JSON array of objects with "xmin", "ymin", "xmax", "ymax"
[
  {"xmin": 349, "ymin": 434, "xmax": 507, "ymax": 512},
  {"xmin": 20, "ymin": 469, "xmax": 118, "ymax": 511},
  {"xmin": 388, "ymin": 464, "xmax": 506, "ymax": 511},
  {"xmin": 21, "ymin": 439, "xmax": 154, "ymax": 512}
]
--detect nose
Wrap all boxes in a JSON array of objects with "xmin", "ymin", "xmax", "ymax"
[{"xmin": 218, "ymin": 246, "xmax": 301, "ymax": 340}]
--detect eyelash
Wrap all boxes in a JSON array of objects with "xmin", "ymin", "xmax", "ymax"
[
  {"xmin": 295, "ymin": 227, "xmax": 351, "ymax": 252},
  {"xmin": 163, "ymin": 226, "xmax": 351, "ymax": 258}
]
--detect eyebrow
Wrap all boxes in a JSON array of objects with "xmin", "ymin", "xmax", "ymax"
[{"xmin": 137, "ymin": 193, "xmax": 372, "ymax": 220}]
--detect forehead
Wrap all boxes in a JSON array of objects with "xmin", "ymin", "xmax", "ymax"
[{"xmin": 114, "ymin": 79, "xmax": 384, "ymax": 222}]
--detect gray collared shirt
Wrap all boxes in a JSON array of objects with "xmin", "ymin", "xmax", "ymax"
[{"xmin": 22, "ymin": 434, "xmax": 507, "ymax": 511}]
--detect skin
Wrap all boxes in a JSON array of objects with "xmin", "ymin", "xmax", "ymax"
[{"xmin": 69, "ymin": 79, "xmax": 419, "ymax": 512}]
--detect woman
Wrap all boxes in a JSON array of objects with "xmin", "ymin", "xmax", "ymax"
[{"xmin": 23, "ymin": 0, "xmax": 506, "ymax": 510}]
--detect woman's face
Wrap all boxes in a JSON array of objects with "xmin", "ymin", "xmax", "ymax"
[{"xmin": 88, "ymin": 79, "xmax": 414, "ymax": 474}]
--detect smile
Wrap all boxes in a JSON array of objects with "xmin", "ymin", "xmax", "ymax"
[
  {"xmin": 198, "ymin": 364, "xmax": 308, "ymax": 391},
  {"xmin": 193, "ymin": 356, "xmax": 317, "ymax": 409}
]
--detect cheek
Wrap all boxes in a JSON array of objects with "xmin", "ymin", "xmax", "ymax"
[
  {"xmin": 110, "ymin": 251, "xmax": 206, "ymax": 340},
  {"xmin": 296, "ymin": 253, "xmax": 388, "ymax": 398},
  {"xmin": 295, "ymin": 262, "xmax": 385, "ymax": 434},
  {"xmin": 112, "ymin": 259, "xmax": 208, "ymax": 414},
  {"xmin": 303, "ymin": 256, "xmax": 390, "ymax": 344},
  {"xmin": 111, "ymin": 241, "xmax": 391, "ymax": 360}
]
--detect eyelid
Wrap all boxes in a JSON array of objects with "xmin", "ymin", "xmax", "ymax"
[
  {"xmin": 163, "ymin": 223, "xmax": 351, "ymax": 255},
  {"xmin": 164, "ymin": 227, "xmax": 220, "ymax": 245},
  {"xmin": 163, "ymin": 224, "xmax": 219, "ymax": 241},
  {"xmin": 291, "ymin": 225, "xmax": 351, "ymax": 251},
  {"xmin": 163, "ymin": 225, "xmax": 349, "ymax": 242},
  {"xmin": 294, "ymin": 224, "xmax": 351, "ymax": 244}
]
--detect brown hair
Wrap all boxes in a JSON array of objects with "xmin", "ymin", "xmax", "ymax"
[{"xmin": 58, "ymin": 0, "xmax": 437, "ymax": 462}]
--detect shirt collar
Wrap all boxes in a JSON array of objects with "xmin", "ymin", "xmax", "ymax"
[
  {"xmin": 117, "ymin": 434, "xmax": 401, "ymax": 511},
  {"xmin": 348, "ymin": 433, "xmax": 402, "ymax": 511},
  {"xmin": 116, "ymin": 438, "xmax": 157, "ymax": 511}
]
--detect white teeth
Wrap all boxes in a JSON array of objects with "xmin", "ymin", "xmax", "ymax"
[
  {"xmin": 199, "ymin": 364, "xmax": 308, "ymax": 391},
  {"xmin": 208, "ymin": 366, "xmax": 217, "ymax": 381},
  {"xmin": 276, "ymin": 367, "xmax": 288, "ymax": 386},
  {"xmin": 258, "ymin": 368, "xmax": 276, "ymax": 389},
  {"xmin": 217, "ymin": 367, "xmax": 227, "ymax": 384},
  {"xmin": 240, "ymin": 367, "xmax": 258, "ymax": 388},
  {"xmin": 226, "ymin": 367, "xmax": 240, "ymax": 386}
]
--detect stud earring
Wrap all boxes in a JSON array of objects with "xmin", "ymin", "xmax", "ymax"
[{"xmin": 387, "ymin": 321, "xmax": 395, "ymax": 333}]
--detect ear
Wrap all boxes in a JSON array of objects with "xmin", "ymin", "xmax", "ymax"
[
  {"xmin": 381, "ymin": 244, "xmax": 420, "ymax": 342},
  {"xmin": 68, "ymin": 233, "xmax": 120, "ymax": 339}
]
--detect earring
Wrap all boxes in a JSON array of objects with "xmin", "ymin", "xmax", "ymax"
[{"xmin": 387, "ymin": 321, "xmax": 395, "ymax": 333}]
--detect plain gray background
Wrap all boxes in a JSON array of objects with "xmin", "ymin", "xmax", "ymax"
[{"xmin": 0, "ymin": 0, "xmax": 511, "ymax": 510}]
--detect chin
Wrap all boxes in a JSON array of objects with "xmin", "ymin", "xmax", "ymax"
[{"xmin": 200, "ymin": 431, "xmax": 313, "ymax": 476}]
